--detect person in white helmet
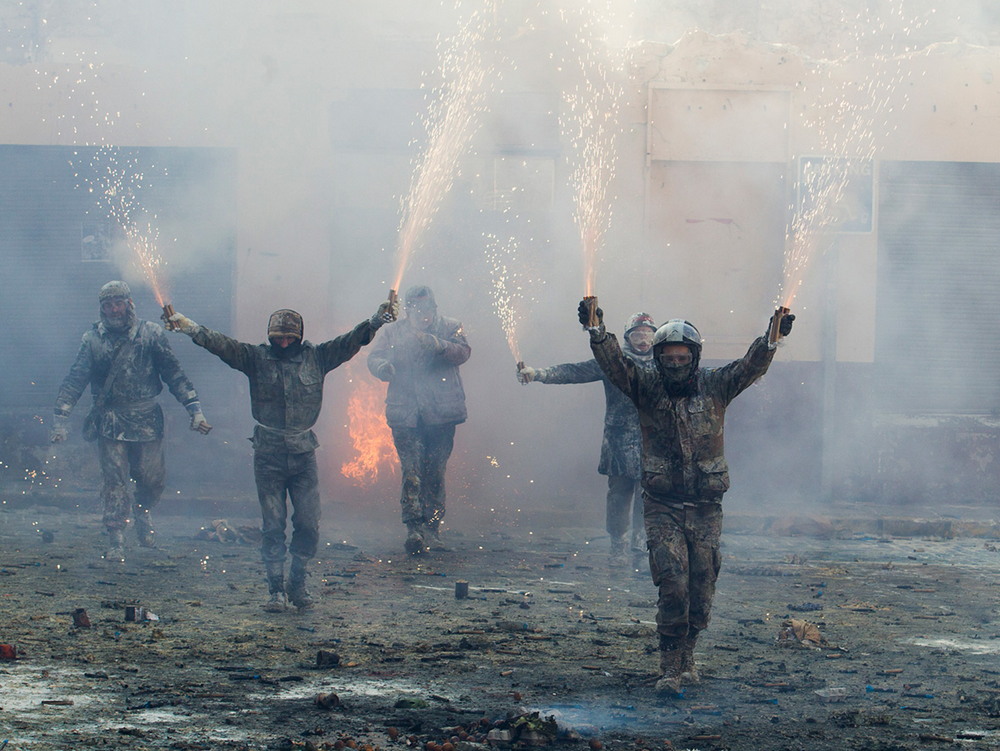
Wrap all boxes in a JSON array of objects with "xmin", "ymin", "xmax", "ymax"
[{"xmin": 516, "ymin": 312, "xmax": 657, "ymax": 569}]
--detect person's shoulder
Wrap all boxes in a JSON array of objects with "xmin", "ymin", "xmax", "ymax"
[{"xmin": 138, "ymin": 319, "xmax": 168, "ymax": 340}]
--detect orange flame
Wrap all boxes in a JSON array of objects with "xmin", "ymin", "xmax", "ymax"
[{"xmin": 341, "ymin": 378, "xmax": 397, "ymax": 486}]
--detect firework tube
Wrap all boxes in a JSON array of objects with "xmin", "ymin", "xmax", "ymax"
[
  {"xmin": 768, "ymin": 306, "xmax": 791, "ymax": 346},
  {"xmin": 388, "ymin": 288, "xmax": 398, "ymax": 315},
  {"xmin": 583, "ymin": 295, "xmax": 599, "ymax": 328},
  {"xmin": 161, "ymin": 303, "xmax": 178, "ymax": 331}
]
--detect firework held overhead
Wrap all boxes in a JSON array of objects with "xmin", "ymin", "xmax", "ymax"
[{"xmin": 1, "ymin": 3, "xmax": 1000, "ymax": 746}]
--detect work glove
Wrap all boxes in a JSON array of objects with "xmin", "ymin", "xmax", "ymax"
[
  {"xmin": 50, "ymin": 414, "xmax": 69, "ymax": 443},
  {"xmin": 168, "ymin": 311, "xmax": 200, "ymax": 336},
  {"xmin": 767, "ymin": 312, "xmax": 796, "ymax": 338},
  {"xmin": 375, "ymin": 361, "xmax": 395, "ymax": 382},
  {"xmin": 415, "ymin": 332, "xmax": 446, "ymax": 354},
  {"xmin": 577, "ymin": 299, "xmax": 606, "ymax": 340},
  {"xmin": 371, "ymin": 298, "xmax": 400, "ymax": 329},
  {"xmin": 185, "ymin": 401, "xmax": 213, "ymax": 435},
  {"xmin": 517, "ymin": 365, "xmax": 537, "ymax": 384}
]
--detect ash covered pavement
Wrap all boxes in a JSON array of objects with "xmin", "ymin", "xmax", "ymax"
[{"xmin": 2, "ymin": 502, "xmax": 1000, "ymax": 751}]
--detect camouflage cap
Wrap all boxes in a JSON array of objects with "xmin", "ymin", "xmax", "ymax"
[
  {"xmin": 99, "ymin": 280, "xmax": 132, "ymax": 302},
  {"xmin": 267, "ymin": 309, "xmax": 304, "ymax": 341}
]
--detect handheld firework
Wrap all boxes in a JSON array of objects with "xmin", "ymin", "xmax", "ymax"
[
  {"xmin": 768, "ymin": 306, "xmax": 792, "ymax": 346},
  {"xmin": 161, "ymin": 303, "xmax": 178, "ymax": 331},
  {"xmin": 388, "ymin": 288, "xmax": 398, "ymax": 314},
  {"xmin": 582, "ymin": 295, "xmax": 600, "ymax": 328}
]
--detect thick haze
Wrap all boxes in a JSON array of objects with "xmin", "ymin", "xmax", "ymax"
[{"xmin": 2, "ymin": 0, "xmax": 998, "ymax": 538}]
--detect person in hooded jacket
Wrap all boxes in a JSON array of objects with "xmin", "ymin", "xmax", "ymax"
[
  {"xmin": 367, "ymin": 285, "xmax": 471, "ymax": 555},
  {"xmin": 167, "ymin": 296, "xmax": 398, "ymax": 612},
  {"xmin": 51, "ymin": 281, "xmax": 211, "ymax": 560},
  {"xmin": 579, "ymin": 300, "xmax": 794, "ymax": 694},
  {"xmin": 516, "ymin": 312, "xmax": 656, "ymax": 568}
]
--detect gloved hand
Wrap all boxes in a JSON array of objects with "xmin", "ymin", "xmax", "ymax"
[
  {"xmin": 168, "ymin": 311, "xmax": 199, "ymax": 335},
  {"xmin": 375, "ymin": 361, "xmax": 395, "ymax": 382},
  {"xmin": 50, "ymin": 414, "xmax": 69, "ymax": 443},
  {"xmin": 415, "ymin": 332, "xmax": 446, "ymax": 354},
  {"xmin": 372, "ymin": 298, "xmax": 400, "ymax": 328},
  {"xmin": 767, "ymin": 312, "xmax": 796, "ymax": 338},
  {"xmin": 517, "ymin": 365, "xmax": 537, "ymax": 384},
  {"xmin": 185, "ymin": 402, "xmax": 213, "ymax": 435},
  {"xmin": 577, "ymin": 299, "xmax": 606, "ymax": 339}
]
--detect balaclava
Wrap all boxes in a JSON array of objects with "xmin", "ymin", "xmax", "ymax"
[{"xmin": 267, "ymin": 309, "xmax": 304, "ymax": 359}]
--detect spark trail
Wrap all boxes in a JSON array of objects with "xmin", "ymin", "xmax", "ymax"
[
  {"xmin": 556, "ymin": 1, "xmax": 632, "ymax": 296},
  {"xmin": 393, "ymin": 3, "xmax": 495, "ymax": 291},
  {"xmin": 780, "ymin": 0, "xmax": 928, "ymax": 308},
  {"xmin": 484, "ymin": 233, "xmax": 544, "ymax": 364}
]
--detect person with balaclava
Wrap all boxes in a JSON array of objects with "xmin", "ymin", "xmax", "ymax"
[
  {"xmin": 51, "ymin": 280, "xmax": 212, "ymax": 560},
  {"xmin": 579, "ymin": 300, "xmax": 794, "ymax": 694},
  {"xmin": 516, "ymin": 312, "xmax": 657, "ymax": 569},
  {"xmin": 366, "ymin": 285, "xmax": 471, "ymax": 555},
  {"xmin": 166, "ymin": 296, "xmax": 399, "ymax": 612}
]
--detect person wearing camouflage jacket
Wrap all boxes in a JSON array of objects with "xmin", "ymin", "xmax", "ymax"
[
  {"xmin": 516, "ymin": 312, "xmax": 656, "ymax": 567},
  {"xmin": 366, "ymin": 286, "xmax": 471, "ymax": 556},
  {"xmin": 51, "ymin": 281, "xmax": 211, "ymax": 560},
  {"xmin": 580, "ymin": 300, "xmax": 794, "ymax": 694},
  {"xmin": 168, "ymin": 297, "xmax": 398, "ymax": 612}
]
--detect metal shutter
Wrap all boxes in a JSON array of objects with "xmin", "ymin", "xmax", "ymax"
[{"xmin": 876, "ymin": 161, "xmax": 1000, "ymax": 414}]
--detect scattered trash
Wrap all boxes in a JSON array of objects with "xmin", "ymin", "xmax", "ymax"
[
  {"xmin": 72, "ymin": 608, "xmax": 91, "ymax": 628},
  {"xmin": 777, "ymin": 619, "xmax": 825, "ymax": 647},
  {"xmin": 0, "ymin": 643, "xmax": 16, "ymax": 660},
  {"xmin": 314, "ymin": 692, "xmax": 341, "ymax": 709},
  {"xmin": 315, "ymin": 650, "xmax": 341, "ymax": 668},
  {"xmin": 124, "ymin": 606, "xmax": 159, "ymax": 622},
  {"xmin": 814, "ymin": 687, "xmax": 851, "ymax": 702},
  {"xmin": 788, "ymin": 602, "xmax": 823, "ymax": 612}
]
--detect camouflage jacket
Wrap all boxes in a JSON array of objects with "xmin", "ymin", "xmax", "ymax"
[
  {"xmin": 592, "ymin": 332, "xmax": 775, "ymax": 503},
  {"xmin": 366, "ymin": 315, "xmax": 470, "ymax": 429},
  {"xmin": 191, "ymin": 319, "xmax": 376, "ymax": 453},
  {"xmin": 533, "ymin": 347, "xmax": 653, "ymax": 479},
  {"xmin": 55, "ymin": 319, "xmax": 199, "ymax": 442}
]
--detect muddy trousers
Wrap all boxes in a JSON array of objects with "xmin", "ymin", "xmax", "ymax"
[
  {"xmin": 644, "ymin": 499, "xmax": 723, "ymax": 639},
  {"xmin": 254, "ymin": 449, "xmax": 320, "ymax": 565},
  {"xmin": 606, "ymin": 474, "xmax": 643, "ymax": 544},
  {"xmin": 391, "ymin": 423, "xmax": 456, "ymax": 530},
  {"xmin": 98, "ymin": 437, "xmax": 165, "ymax": 531}
]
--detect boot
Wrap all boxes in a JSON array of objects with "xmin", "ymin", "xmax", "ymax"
[
  {"xmin": 609, "ymin": 534, "xmax": 629, "ymax": 568},
  {"xmin": 424, "ymin": 521, "xmax": 449, "ymax": 552},
  {"xmin": 680, "ymin": 629, "xmax": 701, "ymax": 684},
  {"xmin": 404, "ymin": 524, "xmax": 426, "ymax": 555},
  {"xmin": 287, "ymin": 556, "xmax": 314, "ymax": 610},
  {"xmin": 262, "ymin": 561, "xmax": 287, "ymax": 613},
  {"xmin": 134, "ymin": 510, "xmax": 156, "ymax": 548},
  {"xmin": 654, "ymin": 636, "xmax": 683, "ymax": 695},
  {"xmin": 104, "ymin": 528, "xmax": 126, "ymax": 561}
]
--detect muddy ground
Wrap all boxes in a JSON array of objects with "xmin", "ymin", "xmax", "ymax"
[{"xmin": 2, "ymin": 499, "xmax": 1000, "ymax": 751}]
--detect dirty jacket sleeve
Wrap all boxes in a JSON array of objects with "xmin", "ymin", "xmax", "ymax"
[
  {"xmin": 317, "ymin": 318, "xmax": 378, "ymax": 374},
  {"xmin": 54, "ymin": 330, "xmax": 97, "ymax": 416},
  {"xmin": 533, "ymin": 358, "xmax": 604, "ymax": 385},
  {"xmin": 149, "ymin": 324, "xmax": 200, "ymax": 408},
  {"xmin": 189, "ymin": 325, "xmax": 257, "ymax": 375}
]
